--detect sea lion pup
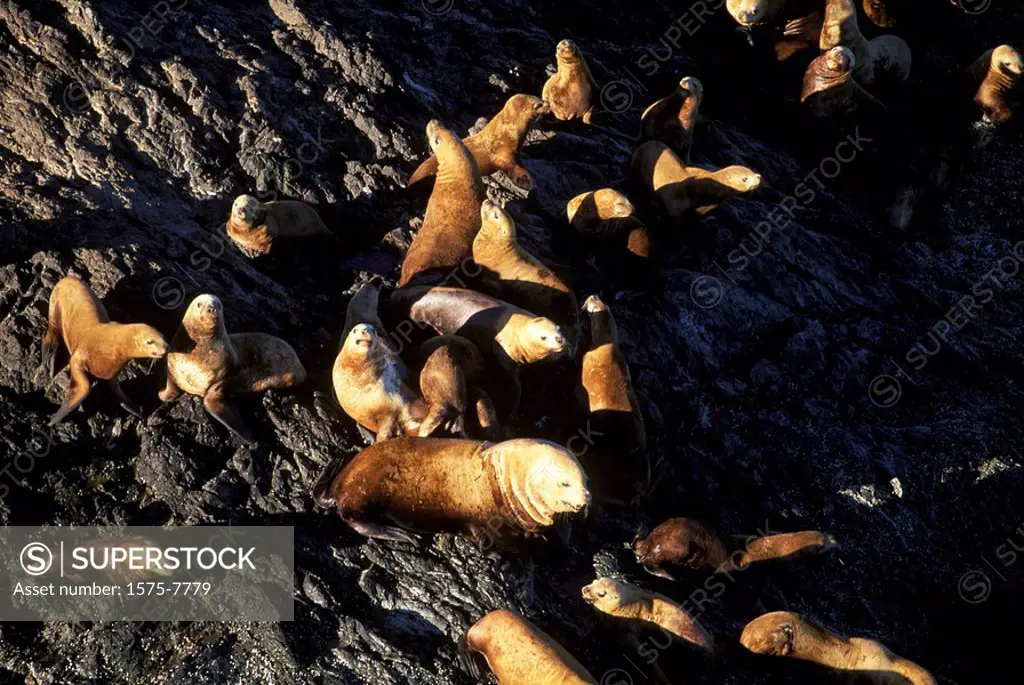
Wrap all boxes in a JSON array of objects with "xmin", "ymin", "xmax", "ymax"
[
  {"xmin": 417, "ymin": 335, "xmax": 499, "ymax": 439},
  {"xmin": 399, "ymin": 120, "xmax": 484, "ymax": 287},
  {"xmin": 159, "ymin": 294, "xmax": 306, "ymax": 445},
  {"xmin": 313, "ymin": 437, "xmax": 591, "ymax": 543},
  {"xmin": 801, "ymin": 47, "xmax": 887, "ymax": 117},
  {"xmin": 333, "ymin": 324, "xmax": 426, "ymax": 441},
  {"xmin": 633, "ymin": 517, "xmax": 836, "ymax": 580},
  {"xmin": 462, "ymin": 609, "xmax": 597, "ymax": 684},
  {"xmin": 631, "ymin": 141, "xmax": 761, "ymax": 217},
  {"xmin": 582, "ymin": 577, "xmax": 715, "ymax": 651},
  {"xmin": 970, "ymin": 45, "xmax": 1023, "ymax": 126},
  {"xmin": 543, "ymin": 39, "xmax": 599, "ymax": 124},
  {"xmin": 820, "ymin": 0, "xmax": 911, "ymax": 86},
  {"xmin": 42, "ymin": 276, "xmax": 168, "ymax": 425},
  {"xmin": 473, "ymin": 201, "xmax": 578, "ymax": 348},
  {"xmin": 566, "ymin": 188, "xmax": 636, "ymax": 234},
  {"xmin": 579, "ymin": 296, "xmax": 648, "ymax": 502},
  {"xmin": 740, "ymin": 612, "xmax": 937, "ymax": 685},
  {"xmin": 639, "ymin": 77, "xmax": 704, "ymax": 159},
  {"xmin": 407, "ymin": 95, "xmax": 551, "ymax": 189},
  {"xmin": 225, "ymin": 194, "xmax": 333, "ymax": 258}
]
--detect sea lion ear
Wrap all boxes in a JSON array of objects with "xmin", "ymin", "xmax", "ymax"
[{"xmin": 778, "ymin": 624, "xmax": 795, "ymax": 655}]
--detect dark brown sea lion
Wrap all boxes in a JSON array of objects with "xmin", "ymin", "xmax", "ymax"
[
  {"xmin": 225, "ymin": 195, "xmax": 333, "ymax": 257},
  {"xmin": 581, "ymin": 577, "xmax": 715, "ymax": 652},
  {"xmin": 399, "ymin": 120, "xmax": 484, "ymax": 287},
  {"xmin": 633, "ymin": 517, "xmax": 836, "ymax": 580},
  {"xmin": 639, "ymin": 76, "xmax": 703, "ymax": 159},
  {"xmin": 417, "ymin": 335, "xmax": 499, "ymax": 439},
  {"xmin": 313, "ymin": 437, "xmax": 590, "ymax": 544},
  {"xmin": 42, "ymin": 276, "xmax": 168, "ymax": 425},
  {"xmin": 970, "ymin": 45, "xmax": 1023, "ymax": 126},
  {"xmin": 631, "ymin": 141, "xmax": 761, "ymax": 217},
  {"xmin": 821, "ymin": 0, "xmax": 911, "ymax": 86},
  {"xmin": 462, "ymin": 609, "xmax": 597, "ymax": 684},
  {"xmin": 740, "ymin": 612, "xmax": 937, "ymax": 684},
  {"xmin": 407, "ymin": 94, "xmax": 550, "ymax": 189},
  {"xmin": 543, "ymin": 39, "xmax": 599, "ymax": 124},
  {"xmin": 159, "ymin": 294, "xmax": 306, "ymax": 445},
  {"xmin": 801, "ymin": 46, "xmax": 887, "ymax": 117}
]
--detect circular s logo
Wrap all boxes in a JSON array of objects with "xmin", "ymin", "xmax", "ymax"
[{"xmin": 20, "ymin": 542, "xmax": 53, "ymax": 576}]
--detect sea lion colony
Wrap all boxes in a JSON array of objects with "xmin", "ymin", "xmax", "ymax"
[{"xmin": 31, "ymin": 2, "xmax": 1017, "ymax": 681}]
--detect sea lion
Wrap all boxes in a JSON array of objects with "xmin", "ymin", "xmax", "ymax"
[
  {"xmin": 417, "ymin": 335, "xmax": 500, "ymax": 439},
  {"xmin": 225, "ymin": 195, "xmax": 333, "ymax": 257},
  {"xmin": 639, "ymin": 77, "xmax": 703, "ymax": 159},
  {"xmin": 407, "ymin": 94, "xmax": 551, "ymax": 189},
  {"xmin": 740, "ymin": 611, "xmax": 937, "ymax": 685},
  {"xmin": 473, "ymin": 200, "xmax": 577, "ymax": 348},
  {"xmin": 566, "ymin": 189, "xmax": 636, "ymax": 235},
  {"xmin": 332, "ymin": 323, "xmax": 427, "ymax": 441},
  {"xmin": 863, "ymin": 0, "xmax": 896, "ymax": 27},
  {"xmin": 581, "ymin": 577, "xmax": 715, "ymax": 651},
  {"xmin": 821, "ymin": 0, "xmax": 911, "ymax": 86},
  {"xmin": 462, "ymin": 609, "xmax": 597, "ymax": 684},
  {"xmin": 727, "ymin": 0, "xmax": 823, "ymax": 61},
  {"xmin": 726, "ymin": 0, "xmax": 787, "ymax": 26},
  {"xmin": 341, "ymin": 282, "xmax": 395, "ymax": 353},
  {"xmin": 631, "ymin": 141, "xmax": 761, "ymax": 217},
  {"xmin": 542, "ymin": 39, "xmax": 599, "ymax": 124},
  {"xmin": 970, "ymin": 45, "xmax": 1023, "ymax": 126},
  {"xmin": 579, "ymin": 296, "xmax": 648, "ymax": 502},
  {"xmin": 633, "ymin": 517, "xmax": 836, "ymax": 580},
  {"xmin": 801, "ymin": 46, "xmax": 887, "ymax": 117},
  {"xmin": 42, "ymin": 276, "xmax": 168, "ymax": 425},
  {"xmin": 313, "ymin": 437, "xmax": 590, "ymax": 544},
  {"xmin": 399, "ymin": 120, "xmax": 485, "ymax": 287},
  {"xmin": 159, "ymin": 294, "xmax": 306, "ymax": 445}
]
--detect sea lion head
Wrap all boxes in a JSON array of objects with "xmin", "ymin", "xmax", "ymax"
[
  {"xmin": 994, "ymin": 45, "xmax": 1023, "ymax": 78},
  {"xmin": 343, "ymin": 323, "xmax": 378, "ymax": 357},
  {"xmin": 425, "ymin": 119, "xmax": 456, "ymax": 153},
  {"xmin": 727, "ymin": 0, "xmax": 779, "ymax": 26},
  {"xmin": 505, "ymin": 93, "xmax": 552, "ymax": 120},
  {"xmin": 824, "ymin": 46, "xmax": 855, "ymax": 74},
  {"xmin": 125, "ymin": 324, "xmax": 168, "ymax": 358},
  {"xmin": 720, "ymin": 165, "xmax": 762, "ymax": 192},
  {"xmin": 679, "ymin": 76, "xmax": 704, "ymax": 102},
  {"xmin": 519, "ymin": 317, "xmax": 567, "ymax": 361},
  {"xmin": 486, "ymin": 438, "xmax": 590, "ymax": 528},
  {"xmin": 581, "ymin": 577, "xmax": 633, "ymax": 612},
  {"xmin": 633, "ymin": 517, "xmax": 723, "ymax": 575},
  {"xmin": 593, "ymin": 189, "xmax": 635, "ymax": 219},
  {"xmin": 230, "ymin": 194, "xmax": 263, "ymax": 228},
  {"xmin": 183, "ymin": 294, "xmax": 227, "ymax": 340},
  {"xmin": 740, "ymin": 611, "xmax": 801, "ymax": 657},
  {"xmin": 582, "ymin": 295, "xmax": 607, "ymax": 314},
  {"xmin": 556, "ymin": 39, "xmax": 582, "ymax": 63},
  {"xmin": 479, "ymin": 200, "xmax": 516, "ymax": 244}
]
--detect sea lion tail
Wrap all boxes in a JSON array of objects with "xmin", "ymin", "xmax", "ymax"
[{"xmin": 312, "ymin": 455, "xmax": 349, "ymax": 508}]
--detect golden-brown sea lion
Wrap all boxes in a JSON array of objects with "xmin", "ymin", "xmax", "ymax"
[
  {"xmin": 225, "ymin": 195, "xmax": 333, "ymax": 258},
  {"xmin": 639, "ymin": 77, "xmax": 703, "ymax": 159},
  {"xmin": 159, "ymin": 294, "xmax": 306, "ymax": 445},
  {"xmin": 417, "ymin": 335, "xmax": 499, "ymax": 439},
  {"xmin": 463, "ymin": 609, "xmax": 597, "ymax": 685},
  {"xmin": 313, "ymin": 437, "xmax": 590, "ymax": 544},
  {"xmin": 728, "ymin": 0, "xmax": 823, "ymax": 62},
  {"xmin": 42, "ymin": 276, "xmax": 168, "ymax": 425},
  {"xmin": 970, "ymin": 45, "xmax": 1023, "ymax": 126},
  {"xmin": 473, "ymin": 200, "xmax": 578, "ymax": 348},
  {"xmin": 342, "ymin": 282, "xmax": 394, "ymax": 352},
  {"xmin": 399, "ymin": 120, "xmax": 485, "ymax": 287},
  {"xmin": 632, "ymin": 517, "xmax": 836, "ymax": 580},
  {"xmin": 821, "ymin": 0, "xmax": 911, "ymax": 86},
  {"xmin": 581, "ymin": 577, "xmax": 715, "ymax": 652},
  {"xmin": 407, "ymin": 94, "xmax": 550, "ymax": 189},
  {"xmin": 740, "ymin": 612, "xmax": 937, "ymax": 685},
  {"xmin": 332, "ymin": 323, "xmax": 427, "ymax": 441},
  {"xmin": 543, "ymin": 39, "xmax": 599, "ymax": 124},
  {"xmin": 579, "ymin": 295, "xmax": 648, "ymax": 502},
  {"xmin": 801, "ymin": 46, "xmax": 887, "ymax": 117},
  {"xmin": 726, "ymin": 0, "xmax": 787, "ymax": 26},
  {"xmin": 566, "ymin": 189, "xmax": 636, "ymax": 235},
  {"xmin": 631, "ymin": 141, "xmax": 761, "ymax": 217}
]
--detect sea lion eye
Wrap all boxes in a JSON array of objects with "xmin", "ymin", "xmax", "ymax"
[
  {"xmin": 560, "ymin": 481, "xmax": 570, "ymax": 487},
  {"xmin": 146, "ymin": 339, "xmax": 155, "ymax": 344},
  {"xmin": 596, "ymin": 590, "xmax": 606, "ymax": 597},
  {"xmin": 540, "ymin": 335, "xmax": 548, "ymax": 341}
]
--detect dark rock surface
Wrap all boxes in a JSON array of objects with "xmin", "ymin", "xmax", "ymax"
[{"xmin": 1, "ymin": 0, "xmax": 1022, "ymax": 682}]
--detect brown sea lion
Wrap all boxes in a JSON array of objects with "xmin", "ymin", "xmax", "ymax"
[
  {"xmin": 463, "ymin": 609, "xmax": 597, "ymax": 685},
  {"xmin": 159, "ymin": 294, "xmax": 306, "ymax": 445},
  {"xmin": 821, "ymin": 0, "xmax": 911, "ymax": 86},
  {"xmin": 417, "ymin": 335, "xmax": 499, "ymax": 439},
  {"xmin": 566, "ymin": 189, "xmax": 636, "ymax": 235},
  {"xmin": 225, "ymin": 195, "xmax": 333, "ymax": 258},
  {"xmin": 863, "ymin": 0, "xmax": 896, "ymax": 27},
  {"xmin": 631, "ymin": 141, "xmax": 761, "ymax": 217},
  {"xmin": 342, "ymin": 282, "xmax": 394, "ymax": 353},
  {"xmin": 801, "ymin": 46, "xmax": 887, "ymax": 117},
  {"xmin": 970, "ymin": 45, "xmax": 1023, "ymax": 126},
  {"xmin": 473, "ymin": 200, "xmax": 578, "ymax": 348},
  {"xmin": 407, "ymin": 94, "xmax": 550, "ymax": 189},
  {"xmin": 42, "ymin": 276, "xmax": 168, "ymax": 425},
  {"xmin": 332, "ymin": 323, "xmax": 426, "ymax": 441},
  {"xmin": 543, "ymin": 39, "xmax": 599, "ymax": 124},
  {"xmin": 313, "ymin": 437, "xmax": 590, "ymax": 544},
  {"xmin": 581, "ymin": 577, "xmax": 715, "ymax": 651},
  {"xmin": 727, "ymin": 0, "xmax": 823, "ymax": 61},
  {"xmin": 639, "ymin": 76, "xmax": 704, "ymax": 159},
  {"xmin": 726, "ymin": 0, "xmax": 787, "ymax": 26},
  {"xmin": 399, "ymin": 120, "xmax": 485, "ymax": 287},
  {"xmin": 579, "ymin": 296, "xmax": 648, "ymax": 502},
  {"xmin": 740, "ymin": 612, "xmax": 937, "ymax": 685},
  {"xmin": 633, "ymin": 517, "xmax": 836, "ymax": 580}
]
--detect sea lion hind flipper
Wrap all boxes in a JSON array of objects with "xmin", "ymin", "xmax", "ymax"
[
  {"xmin": 108, "ymin": 379, "xmax": 142, "ymax": 418},
  {"xmin": 41, "ymin": 325, "xmax": 59, "ymax": 381},
  {"xmin": 203, "ymin": 390, "xmax": 256, "ymax": 446},
  {"xmin": 312, "ymin": 455, "xmax": 349, "ymax": 508},
  {"xmin": 456, "ymin": 633, "xmax": 483, "ymax": 680},
  {"xmin": 417, "ymin": 404, "xmax": 447, "ymax": 438},
  {"xmin": 346, "ymin": 517, "xmax": 420, "ymax": 544}
]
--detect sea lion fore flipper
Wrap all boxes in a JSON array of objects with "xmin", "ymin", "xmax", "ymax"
[
  {"xmin": 203, "ymin": 385, "xmax": 256, "ymax": 445},
  {"xmin": 50, "ymin": 357, "xmax": 92, "ymax": 425}
]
